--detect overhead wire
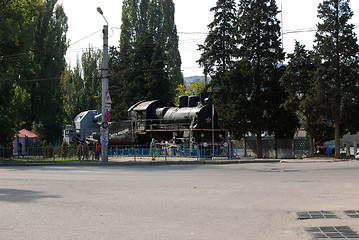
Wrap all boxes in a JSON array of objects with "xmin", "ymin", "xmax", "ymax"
[
  {"xmin": 2, "ymin": 24, "xmax": 357, "ymax": 62},
  {"xmin": 68, "ymin": 29, "xmax": 102, "ymax": 48},
  {"xmin": 0, "ymin": 77, "xmax": 61, "ymax": 83},
  {"xmin": 1, "ymin": 23, "xmax": 358, "ymax": 80}
]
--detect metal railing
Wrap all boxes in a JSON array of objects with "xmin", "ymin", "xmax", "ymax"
[
  {"xmin": 0, "ymin": 144, "xmax": 247, "ymax": 162},
  {"xmin": 0, "ymin": 145, "xmax": 99, "ymax": 162},
  {"xmin": 108, "ymin": 144, "xmax": 247, "ymax": 159}
]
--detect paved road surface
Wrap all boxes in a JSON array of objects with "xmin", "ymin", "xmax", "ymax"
[{"xmin": 1, "ymin": 161, "xmax": 359, "ymax": 239}]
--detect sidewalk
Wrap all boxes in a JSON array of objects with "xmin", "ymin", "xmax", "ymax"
[{"xmin": 0, "ymin": 156, "xmax": 355, "ymax": 166}]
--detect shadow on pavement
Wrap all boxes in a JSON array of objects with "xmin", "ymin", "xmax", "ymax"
[{"xmin": 0, "ymin": 188, "xmax": 61, "ymax": 203}]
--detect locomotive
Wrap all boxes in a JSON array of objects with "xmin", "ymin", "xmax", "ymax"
[{"xmin": 63, "ymin": 94, "xmax": 228, "ymax": 147}]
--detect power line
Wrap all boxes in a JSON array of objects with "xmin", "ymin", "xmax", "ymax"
[
  {"xmin": 68, "ymin": 29, "xmax": 102, "ymax": 47},
  {"xmin": 178, "ymin": 31, "xmax": 208, "ymax": 35},
  {"xmin": 0, "ymin": 77, "xmax": 61, "ymax": 83},
  {"xmin": 2, "ymin": 23, "xmax": 358, "ymax": 62}
]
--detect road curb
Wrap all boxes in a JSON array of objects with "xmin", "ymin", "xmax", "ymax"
[{"xmin": 0, "ymin": 158, "xmax": 354, "ymax": 167}]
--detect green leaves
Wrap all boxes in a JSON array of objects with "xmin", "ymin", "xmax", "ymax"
[
  {"xmin": 0, "ymin": 0, "xmax": 68, "ymax": 144},
  {"xmin": 110, "ymin": 0, "xmax": 182, "ymax": 120},
  {"xmin": 60, "ymin": 47, "xmax": 102, "ymax": 123},
  {"xmin": 314, "ymin": 0, "xmax": 359, "ymax": 158},
  {"xmin": 198, "ymin": 0, "xmax": 237, "ymax": 77}
]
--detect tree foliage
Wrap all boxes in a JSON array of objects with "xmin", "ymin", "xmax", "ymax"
[
  {"xmin": 0, "ymin": 0, "xmax": 68, "ymax": 145},
  {"xmin": 205, "ymin": 0, "xmax": 296, "ymax": 158},
  {"xmin": 110, "ymin": 0, "xmax": 182, "ymax": 120},
  {"xmin": 60, "ymin": 47, "xmax": 102, "ymax": 123},
  {"xmin": 314, "ymin": 0, "xmax": 359, "ymax": 158},
  {"xmin": 198, "ymin": 0, "xmax": 237, "ymax": 78}
]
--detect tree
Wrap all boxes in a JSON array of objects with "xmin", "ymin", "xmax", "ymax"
[
  {"xmin": 198, "ymin": 0, "xmax": 237, "ymax": 78},
  {"xmin": 213, "ymin": 59, "xmax": 253, "ymax": 139},
  {"xmin": 281, "ymin": 41, "xmax": 318, "ymax": 156},
  {"xmin": 81, "ymin": 47, "xmax": 102, "ymax": 111},
  {"xmin": 175, "ymin": 82, "xmax": 205, "ymax": 101},
  {"xmin": 231, "ymin": 0, "xmax": 285, "ymax": 158},
  {"xmin": 314, "ymin": 0, "xmax": 359, "ymax": 158},
  {"xmin": 110, "ymin": 0, "xmax": 182, "ymax": 121},
  {"xmin": 109, "ymin": 0, "xmax": 137, "ymax": 120},
  {"xmin": 61, "ymin": 47, "xmax": 102, "ymax": 123},
  {"xmin": 160, "ymin": 1, "xmax": 182, "ymax": 96},
  {"xmin": 0, "ymin": 0, "xmax": 68, "ymax": 145},
  {"xmin": 0, "ymin": 0, "xmax": 42, "ymax": 145},
  {"xmin": 28, "ymin": 0, "xmax": 68, "ymax": 143}
]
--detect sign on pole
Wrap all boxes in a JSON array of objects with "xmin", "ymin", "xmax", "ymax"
[
  {"xmin": 104, "ymin": 91, "xmax": 112, "ymax": 104},
  {"xmin": 104, "ymin": 103, "xmax": 111, "ymax": 111},
  {"xmin": 104, "ymin": 111, "xmax": 112, "ymax": 122}
]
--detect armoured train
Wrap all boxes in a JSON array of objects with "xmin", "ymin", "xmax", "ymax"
[{"xmin": 63, "ymin": 94, "xmax": 228, "ymax": 147}]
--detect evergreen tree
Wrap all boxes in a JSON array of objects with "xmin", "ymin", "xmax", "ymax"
[
  {"xmin": 281, "ymin": 42, "xmax": 318, "ymax": 156},
  {"xmin": 314, "ymin": 0, "xmax": 359, "ymax": 158},
  {"xmin": 214, "ymin": 59, "xmax": 253, "ymax": 139},
  {"xmin": 198, "ymin": 0, "xmax": 237, "ymax": 78},
  {"xmin": 234, "ymin": 0, "xmax": 285, "ymax": 158}
]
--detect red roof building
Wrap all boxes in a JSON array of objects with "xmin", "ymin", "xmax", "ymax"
[
  {"xmin": 13, "ymin": 129, "xmax": 40, "ymax": 155},
  {"xmin": 14, "ymin": 129, "xmax": 39, "ymax": 139}
]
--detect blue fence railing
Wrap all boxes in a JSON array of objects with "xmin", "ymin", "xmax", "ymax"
[
  {"xmin": 0, "ymin": 145, "xmax": 247, "ymax": 160},
  {"xmin": 108, "ymin": 146, "xmax": 247, "ymax": 159}
]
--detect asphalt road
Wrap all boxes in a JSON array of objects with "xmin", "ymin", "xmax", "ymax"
[{"xmin": 1, "ymin": 161, "xmax": 359, "ymax": 239}]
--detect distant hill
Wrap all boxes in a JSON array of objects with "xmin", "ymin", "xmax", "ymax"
[{"xmin": 184, "ymin": 76, "xmax": 211, "ymax": 86}]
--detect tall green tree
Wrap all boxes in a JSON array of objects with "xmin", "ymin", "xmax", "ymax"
[
  {"xmin": 233, "ymin": 0, "xmax": 286, "ymax": 158},
  {"xmin": 28, "ymin": 0, "xmax": 68, "ymax": 143},
  {"xmin": 0, "ymin": 0, "xmax": 68, "ymax": 145},
  {"xmin": 314, "ymin": 0, "xmax": 359, "ymax": 158},
  {"xmin": 0, "ymin": 0, "xmax": 41, "ymax": 145},
  {"xmin": 110, "ymin": 0, "xmax": 182, "ymax": 120},
  {"xmin": 281, "ymin": 42, "xmax": 318, "ymax": 156},
  {"xmin": 61, "ymin": 47, "xmax": 102, "ymax": 123},
  {"xmin": 108, "ymin": 0, "xmax": 138, "ymax": 120},
  {"xmin": 81, "ymin": 47, "xmax": 102, "ymax": 111},
  {"xmin": 198, "ymin": 0, "xmax": 237, "ymax": 78},
  {"xmin": 159, "ymin": 1, "xmax": 182, "ymax": 95}
]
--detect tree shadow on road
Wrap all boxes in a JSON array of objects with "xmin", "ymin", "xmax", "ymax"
[{"xmin": 0, "ymin": 188, "xmax": 61, "ymax": 203}]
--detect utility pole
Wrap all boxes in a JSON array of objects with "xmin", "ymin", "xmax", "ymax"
[
  {"xmin": 212, "ymin": 104, "xmax": 215, "ymax": 159},
  {"xmin": 97, "ymin": 7, "xmax": 109, "ymax": 163}
]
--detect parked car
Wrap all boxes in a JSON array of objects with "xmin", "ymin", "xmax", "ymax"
[{"xmin": 355, "ymin": 150, "xmax": 359, "ymax": 160}]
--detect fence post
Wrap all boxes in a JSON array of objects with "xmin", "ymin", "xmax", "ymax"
[{"xmin": 292, "ymin": 139, "xmax": 295, "ymax": 158}]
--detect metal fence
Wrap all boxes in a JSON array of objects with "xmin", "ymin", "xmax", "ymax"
[
  {"xmin": 0, "ymin": 145, "xmax": 99, "ymax": 162},
  {"xmin": 108, "ymin": 144, "xmax": 247, "ymax": 160},
  {"xmin": 0, "ymin": 144, "xmax": 247, "ymax": 162},
  {"xmin": 244, "ymin": 138, "xmax": 310, "ymax": 159}
]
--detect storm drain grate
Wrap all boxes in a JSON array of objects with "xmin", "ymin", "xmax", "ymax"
[
  {"xmin": 344, "ymin": 210, "xmax": 359, "ymax": 218},
  {"xmin": 297, "ymin": 211, "xmax": 339, "ymax": 220},
  {"xmin": 305, "ymin": 226, "xmax": 359, "ymax": 239}
]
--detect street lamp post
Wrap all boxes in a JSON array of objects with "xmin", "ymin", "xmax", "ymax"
[{"xmin": 97, "ymin": 7, "xmax": 109, "ymax": 163}]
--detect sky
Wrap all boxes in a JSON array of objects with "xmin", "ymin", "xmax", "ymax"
[{"xmin": 58, "ymin": 0, "xmax": 359, "ymax": 77}]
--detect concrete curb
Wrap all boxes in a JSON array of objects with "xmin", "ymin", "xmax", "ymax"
[{"xmin": 0, "ymin": 158, "xmax": 354, "ymax": 167}]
